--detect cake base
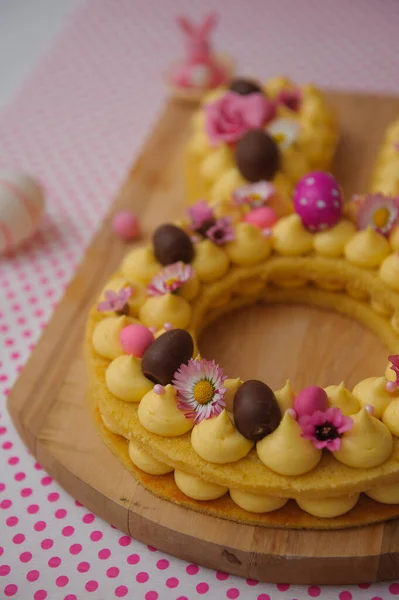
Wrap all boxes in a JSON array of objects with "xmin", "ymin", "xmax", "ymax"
[{"xmin": 7, "ymin": 94, "xmax": 399, "ymax": 584}]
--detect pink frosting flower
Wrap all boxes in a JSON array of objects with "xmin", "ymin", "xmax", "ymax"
[
  {"xmin": 205, "ymin": 91, "xmax": 275, "ymax": 146},
  {"xmin": 97, "ymin": 287, "xmax": 133, "ymax": 314},
  {"xmin": 299, "ymin": 407, "xmax": 353, "ymax": 452},
  {"xmin": 206, "ymin": 216, "xmax": 235, "ymax": 245},
  {"xmin": 172, "ymin": 358, "xmax": 227, "ymax": 423},
  {"xmin": 276, "ymin": 88, "xmax": 302, "ymax": 112},
  {"xmin": 147, "ymin": 262, "xmax": 194, "ymax": 296},
  {"xmin": 356, "ymin": 193, "xmax": 399, "ymax": 236},
  {"xmin": 388, "ymin": 355, "xmax": 399, "ymax": 387},
  {"xmin": 187, "ymin": 200, "xmax": 215, "ymax": 234}
]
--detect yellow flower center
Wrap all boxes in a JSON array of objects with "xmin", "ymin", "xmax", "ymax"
[
  {"xmin": 165, "ymin": 276, "xmax": 178, "ymax": 287},
  {"xmin": 249, "ymin": 193, "xmax": 262, "ymax": 201},
  {"xmin": 273, "ymin": 132, "xmax": 286, "ymax": 144},
  {"xmin": 373, "ymin": 207, "xmax": 390, "ymax": 228},
  {"xmin": 193, "ymin": 380, "xmax": 215, "ymax": 405}
]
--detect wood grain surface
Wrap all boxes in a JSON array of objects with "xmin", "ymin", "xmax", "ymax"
[{"xmin": 7, "ymin": 92, "xmax": 399, "ymax": 584}]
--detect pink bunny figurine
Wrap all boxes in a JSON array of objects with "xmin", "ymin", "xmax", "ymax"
[{"xmin": 172, "ymin": 13, "xmax": 228, "ymax": 90}]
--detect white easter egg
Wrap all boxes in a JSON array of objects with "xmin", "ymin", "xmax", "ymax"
[{"xmin": 0, "ymin": 170, "xmax": 45, "ymax": 254}]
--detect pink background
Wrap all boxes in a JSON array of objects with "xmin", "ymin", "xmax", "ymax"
[{"xmin": 1, "ymin": 1, "xmax": 399, "ymax": 598}]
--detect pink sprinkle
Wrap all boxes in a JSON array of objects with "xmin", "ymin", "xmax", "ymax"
[
  {"xmin": 26, "ymin": 570, "xmax": 40, "ymax": 582},
  {"xmin": 186, "ymin": 564, "xmax": 199, "ymax": 575},
  {"xmin": 308, "ymin": 586, "xmax": 321, "ymax": 597},
  {"xmin": 118, "ymin": 535, "xmax": 131, "ymax": 547},
  {"xmin": 90, "ymin": 530, "xmax": 102, "ymax": 541},
  {"xmin": 78, "ymin": 561, "xmax": 91, "ymax": 573},
  {"xmin": 149, "ymin": 326, "xmax": 157, "ymax": 334},
  {"xmin": 286, "ymin": 408, "xmax": 297, "ymax": 419},
  {"xmin": 4, "ymin": 584, "xmax": 18, "ymax": 597},
  {"xmin": 56, "ymin": 575, "xmax": 69, "ymax": 587},
  {"xmin": 34, "ymin": 521, "xmax": 46, "ymax": 532},
  {"xmin": 82, "ymin": 513, "xmax": 95, "ymax": 524},
  {"xmin": 386, "ymin": 381, "xmax": 397, "ymax": 393},
  {"xmin": 19, "ymin": 551, "xmax": 32, "ymax": 562},
  {"xmin": 365, "ymin": 405, "xmax": 375, "ymax": 415},
  {"xmin": 156, "ymin": 559, "xmax": 169, "ymax": 570},
  {"xmin": 164, "ymin": 322, "xmax": 174, "ymax": 330},
  {"xmin": 153, "ymin": 384, "xmax": 165, "ymax": 395},
  {"xmin": 48, "ymin": 556, "xmax": 61, "ymax": 568},
  {"xmin": 85, "ymin": 580, "xmax": 99, "ymax": 592},
  {"xmin": 69, "ymin": 544, "xmax": 82, "ymax": 555}
]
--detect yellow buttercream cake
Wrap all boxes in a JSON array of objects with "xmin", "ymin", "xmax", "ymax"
[
  {"xmin": 86, "ymin": 160, "xmax": 399, "ymax": 529},
  {"xmin": 185, "ymin": 75, "xmax": 338, "ymax": 209}
]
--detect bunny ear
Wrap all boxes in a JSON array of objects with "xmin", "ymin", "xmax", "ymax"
[
  {"xmin": 200, "ymin": 12, "xmax": 218, "ymax": 37},
  {"xmin": 177, "ymin": 16, "xmax": 194, "ymax": 35}
]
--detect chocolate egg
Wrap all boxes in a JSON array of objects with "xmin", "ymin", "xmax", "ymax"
[
  {"xmin": 235, "ymin": 130, "xmax": 280, "ymax": 182},
  {"xmin": 153, "ymin": 224, "xmax": 194, "ymax": 266},
  {"xmin": 233, "ymin": 380, "xmax": 281, "ymax": 441},
  {"xmin": 141, "ymin": 329, "xmax": 194, "ymax": 385},
  {"xmin": 229, "ymin": 78, "xmax": 263, "ymax": 96}
]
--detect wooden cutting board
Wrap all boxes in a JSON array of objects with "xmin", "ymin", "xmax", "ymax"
[{"xmin": 7, "ymin": 92, "xmax": 399, "ymax": 585}]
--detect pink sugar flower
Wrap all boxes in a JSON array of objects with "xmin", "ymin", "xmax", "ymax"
[
  {"xmin": 147, "ymin": 262, "xmax": 194, "ymax": 296},
  {"xmin": 299, "ymin": 407, "xmax": 353, "ymax": 452},
  {"xmin": 233, "ymin": 181, "xmax": 275, "ymax": 208},
  {"xmin": 97, "ymin": 287, "xmax": 133, "ymax": 314},
  {"xmin": 172, "ymin": 358, "xmax": 227, "ymax": 424},
  {"xmin": 276, "ymin": 88, "xmax": 302, "ymax": 112},
  {"xmin": 206, "ymin": 217, "xmax": 235, "ymax": 245},
  {"xmin": 388, "ymin": 355, "xmax": 399, "ymax": 387},
  {"xmin": 187, "ymin": 200, "xmax": 215, "ymax": 234},
  {"xmin": 356, "ymin": 193, "xmax": 399, "ymax": 236},
  {"xmin": 205, "ymin": 91, "xmax": 275, "ymax": 146}
]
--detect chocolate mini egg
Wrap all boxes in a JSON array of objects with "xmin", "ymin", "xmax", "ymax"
[
  {"xmin": 293, "ymin": 171, "xmax": 343, "ymax": 232},
  {"xmin": 153, "ymin": 224, "xmax": 194, "ymax": 265},
  {"xmin": 233, "ymin": 380, "xmax": 281, "ymax": 441},
  {"xmin": 141, "ymin": 328, "xmax": 194, "ymax": 385},
  {"xmin": 229, "ymin": 78, "xmax": 263, "ymax": 96},
  {"xmin": 235, "ymin": 130, "xmax": 280, "ymax": 183},
  {"xmin": 0, "ymin": 170, "xmax": 45, "ymax": 255}
]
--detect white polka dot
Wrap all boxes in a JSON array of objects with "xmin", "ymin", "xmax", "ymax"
[
  {"xmin": 333, "ymin": 200, "xmax": 341, "ymax": 208},
  {"xmin": 316, "ymin": 200, "xmax": 327, "ymax": 209},
  {"xmin": 319, "ymin": 223, "xmax": 329, "ymax": 230},
  {"xmin": 299, "ymin": 197, "xmax": 308, "ymax": 205},
  {"xmin": 308, "ymin": 225, "xmax": 316, "ymax": 232},
  {"xmin": 331, "ymin": 189, "xmax": 339, "ymax": 197},
  {"xmin": 305, "ymin": 177, "xmax": 315, "ymax": 185}
]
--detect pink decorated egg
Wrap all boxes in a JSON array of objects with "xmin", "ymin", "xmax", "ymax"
[
  {"xmin": 244, "ymin": 206, "xmax": 278, "ymax": 229},
  {"xmin": 294, "ymin": 386, "xmax": 329, "ymax": 418},
  {"xmin": 293, "ymin": 171, "xmax": 343, "ymax": 232},
  {"xmin": 120, "ymin": 324, "xmax": 154, "ymax": 358},
  {"xmin": 112, "ymin": 210, "xmax": 141, "ymax": 241}
]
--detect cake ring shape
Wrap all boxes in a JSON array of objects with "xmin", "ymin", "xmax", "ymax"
[
  {"xmin": 85, "ymin": 164, "xmax": 399, "ymax": 529},
  {"xmin": 185, "ymin": 75, "xmax": 339, "ymax": 209}
]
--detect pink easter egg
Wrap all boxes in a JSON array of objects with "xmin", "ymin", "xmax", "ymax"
[
  {"xmin": 120, "ymin": 324, "xmax": 154, "ymax": 358},
  {"xmin": 112, "ymin": 210, "xmax": 141, "ymax": 241},
  {"xmin": 244, "ymin": 206, "xmax": 278, "ymax": 229},
  {"xmin": 293, "ymin": 171, "xmax": 343, "ymax": 232},
  {"xmin": 294, "ymin": 386, "xmax": 329, "ymax": 418}
]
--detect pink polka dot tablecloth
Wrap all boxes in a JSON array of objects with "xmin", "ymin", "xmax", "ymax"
[{"xmin": 1, "ymin": 1, "xmax": 399, "ymax": 598}]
